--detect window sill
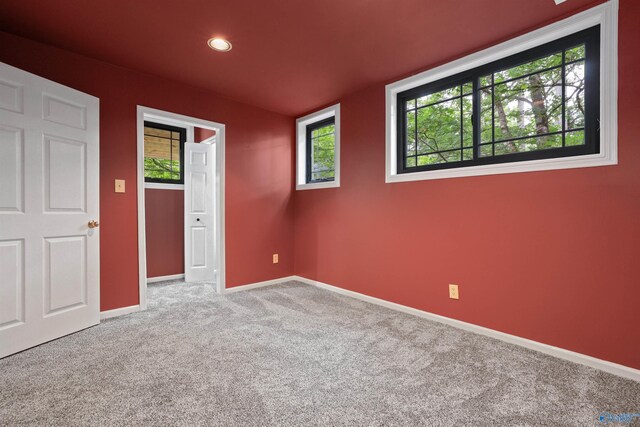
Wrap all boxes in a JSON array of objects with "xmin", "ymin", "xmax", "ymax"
[
  {"xmin": 386, "ymin": 152, "xmax": 617, "ymax": 183},
  {"xmin": 144, "ymin": 182, "xmax": 184, "ymax": 190},
  {"xmin": 296, "ymin": 180, "xmax": 340, "ymax": 191}
]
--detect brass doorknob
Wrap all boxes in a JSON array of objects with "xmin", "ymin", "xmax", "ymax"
[{"xmin": 88, "ymin": 220, "xmax": 100, "ymax": 229}]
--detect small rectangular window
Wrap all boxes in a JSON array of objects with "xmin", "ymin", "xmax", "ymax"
[
  {"xmin": 397, "ymin": 26, "xmax": 600, "ymax": 174},
  {"xmin": 144, "ymin": 121, "xmax": 186, "ymax": 184},
  {"xmin": 296, "ymin": 104, "xmax": 340, "ymax": 190},
  {"xmin": 306, "ymin": 117, "xmax": 336, "ymax": 183}
]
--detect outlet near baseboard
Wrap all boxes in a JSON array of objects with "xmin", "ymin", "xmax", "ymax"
[{"xmin": 273, "ymin": 254, "xmax": 279, "ymax": 264}]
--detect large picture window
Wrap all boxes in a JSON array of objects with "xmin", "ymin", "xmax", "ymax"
[
  {"xmin": 143, "ymin": 121, "xmax": 186, "ymax": 184},
  {"xmin": 397, "ymin": 26, "xmax": 600, "ymax": 174}
]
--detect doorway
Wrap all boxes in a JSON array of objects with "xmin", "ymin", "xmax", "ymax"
[{"xmin": 136, "ymin": 106, "xmax": 225, "ymax": 310}]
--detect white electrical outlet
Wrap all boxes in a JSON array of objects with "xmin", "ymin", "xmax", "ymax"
[{"xmin": 449, "ymin": 284, "xmax": 459, "ymax": 300}]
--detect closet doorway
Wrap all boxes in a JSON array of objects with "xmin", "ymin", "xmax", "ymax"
[{"xmin": 136, "ymin": 106, "xmax": 225, "ymax": 310}]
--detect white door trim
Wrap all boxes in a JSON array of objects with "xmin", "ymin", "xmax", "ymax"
[{"xmin": 136, "ymin": 106, "xmax": 226, "ymax": 310}]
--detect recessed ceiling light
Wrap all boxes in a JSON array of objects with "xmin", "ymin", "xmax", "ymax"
[{"xmin": 208, "ymin": 38, "xmax": 232, "ymax": 52}]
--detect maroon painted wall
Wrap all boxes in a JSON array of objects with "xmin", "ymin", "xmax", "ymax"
[
  {"xmin": 195, "ymin": 127, "xmax": 216, "ymax": 142},
  {"xmin": 294, "ymin": 0, "xmax": 640, "ymax": 370},
  {"xmin": 0, "ymin": 31, "xmax": 295, "ymax": 311},
  {"xmin": 145, "ymin": 189, "xmax": 184, "ymax": 278}
]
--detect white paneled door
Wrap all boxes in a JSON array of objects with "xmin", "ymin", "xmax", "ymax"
[
  {"xmin": 0, "ymin": 62, "xmax": 100, "ymax": 358},
  {"xmin": 184, "ymin": 142, "xmax": 215, "ymax": 282}
]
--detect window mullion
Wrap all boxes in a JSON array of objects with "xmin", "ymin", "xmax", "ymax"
[
  {"xmin": 561, "ymin": 49, "xmax": 567, "ymax": 147},
  {"xmin": 472, "ymin": 76, "xmax": 480, "ymax": 160},
  {"xmin": 491, "ymin": 73, "xmax": 495, "ymax": 157},
  {"xmin": 413, "ymin": 103, "xmax": 418, "ymax": 161},
  {"xmin": 459, "ymin": 85, "xmax": 463, "ymax": 160}
]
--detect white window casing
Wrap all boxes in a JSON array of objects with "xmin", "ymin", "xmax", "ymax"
[
  {"xmin": 296, "ymin": 104, "xmax": 341, "ymax": 190},
  {"xmin": 385, "ymin": 0, "xmax": 618, "ymax": 183}
]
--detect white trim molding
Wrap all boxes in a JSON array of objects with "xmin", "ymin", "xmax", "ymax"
[
  {"xmin": 144, "ymin": 182, "xmax": 184, "ymax": 190},
  {"xmin": 217, "ymin": 273, "xmax": 639, "ymax": 381},
  {"xmin": 147, "ymin": 274, "xmax": 185, "ymax": 283},
  {"xmin": 296, "ymin": 104, "xmax": 341, "ymax": 190},
  {"xmin": 292, "ymin": 275, "xmax": 639, "ymax": 383},
  {"xmin": 137, "ymin": 106, "xmax": 226, "ymax": 312},
  {"xmin": 385, "ymin": 0, "xmax": 618, "ymax": 183},
  {"xmin": 224, "ymin": 276, "xmax": 298, "ymax": 293},
  {"xmin": 100, "ymin": 304, "xmax": 140, "ymax": 320}
]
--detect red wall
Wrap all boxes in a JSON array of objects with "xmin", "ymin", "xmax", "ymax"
[
  {"xmin": 145, "ymin": 189, "xmax": 184, "ymax": 278},
  {"xmin": 195, "ymin": 127, "xmax": 216, "ymax": 143},
  {"xmin": 0, "ymin": 31, "xmax": 295, "ymax": 311},
  {"xmin": 294, "ymin": 0, "xmax": 640, "ymax": 370}
]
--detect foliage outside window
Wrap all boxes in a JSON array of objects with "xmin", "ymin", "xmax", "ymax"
[
  {"xmin": 306, "ymin": 118, "xmax": 336, "ymax": 183},
  {"xmin": 144, "ymin": 121, "xmax": 186, "ymax": 183},
  {"xmin": 398, "ymin": 26, "xmax": 600, "ymax": 174}
]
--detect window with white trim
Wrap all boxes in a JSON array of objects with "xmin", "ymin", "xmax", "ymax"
[
  {"xmin": 399, "ymin": 27, "xmax": 599, "ymax": 174},
  {"xmin": 296, "ymin": 104, "xmax": 340, "ymax": 190},
  {"xmin": 385, "ymin": 1, "xmax": 617, "ymax": 183}
]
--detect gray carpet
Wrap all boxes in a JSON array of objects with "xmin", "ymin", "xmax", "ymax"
[{"xmin": 1, "ymin": 280, "xmax": 638, "ymax": 426}]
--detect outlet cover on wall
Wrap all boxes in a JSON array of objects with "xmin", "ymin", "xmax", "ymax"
[
  {"xmin": 449, "ymin": 284, "xmax": 459, "ymax": 300},
  {"xmin": 115, "ymin": 179, "xmax": 125, "ymax": 193},
  {"xmin": 273, "ymin": 254, "xmax": 279, "ymax": 264}
]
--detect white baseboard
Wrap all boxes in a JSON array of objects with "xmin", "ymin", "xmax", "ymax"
[
  {"xmin": 147, "ymin": 274, "xmax": 184, "ymax": 284},
  {"xmin": 288, "ymin": 275, "xmax": 640, "ymax": 383},
  {"xmin": 224, "ymin": 276, "xmax": 298, "ymax": 293},
  {"xmin": 215, "ymin": 274, "xmax": 639, "ymax": 381},
  {"xmin": 100, "ymin": 304, "xmax": 140, "ymax": 320}
]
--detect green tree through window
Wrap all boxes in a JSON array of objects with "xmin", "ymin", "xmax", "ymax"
[
  {"xmin": 398, "ymin": 26, "xmax": 599, "ymax": 173},
  {"xmin": 144, "ymin": 121, "xmax": 186, "ymax": 183},
  {"xmin": 306, "ymin": 118, "xmax": 335, "ymax": 183}
]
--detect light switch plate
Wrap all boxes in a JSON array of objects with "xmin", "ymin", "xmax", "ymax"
[{"xmin": 115, "ymin": 179, "xmax": 125, "ymax": 193}]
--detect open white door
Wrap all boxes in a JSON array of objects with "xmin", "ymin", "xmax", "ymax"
[
  {"xmin": 184, "ymin": 142, "xmax": 215, "ymax": 282},
  {"xmin": 0, "ymin": 62, "xmax": 100, "ymax": 358}
]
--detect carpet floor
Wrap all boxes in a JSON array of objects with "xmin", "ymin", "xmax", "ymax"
[{"xmin": 1, "ymin": 280, "xmax": 638, "ymax": 426}]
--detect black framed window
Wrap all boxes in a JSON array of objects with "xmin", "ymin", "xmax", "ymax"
[
  {"xmin": 306, "ymin": 117, "xmax": 336, "ymax": 183},
  {"xmin": 143, "ymin": 121, "xmax": 186, "ymax": 184},
  {"xmin": 397, "ymin": 26, "xmax": 600, "ymax": 174}
]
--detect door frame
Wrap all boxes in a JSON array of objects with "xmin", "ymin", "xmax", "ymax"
[{"xmin": 136, "ymin": 106, "xmax": 226, "ymax": 310}]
